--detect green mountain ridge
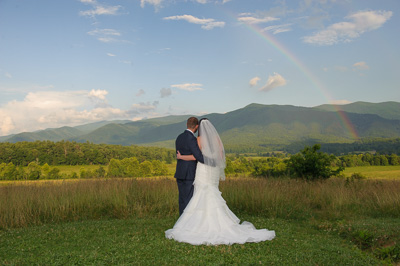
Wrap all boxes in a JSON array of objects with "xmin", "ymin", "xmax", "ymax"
[
  {"xmin": 1, "ymin": 102, "xmax": 400, "ymax": 153},
  {"xmin": 314, "ymin": 101, "xmax": 400, "ymax": 120}
]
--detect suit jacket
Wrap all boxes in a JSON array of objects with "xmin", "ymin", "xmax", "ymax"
[{"xmin": 174, "ymin": 130, "xmax": 204, "ymax": 180}]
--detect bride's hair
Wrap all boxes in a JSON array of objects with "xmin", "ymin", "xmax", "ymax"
[{"xmin": 198, "ymin": 118, "xmax": 208, "ymax": 136}]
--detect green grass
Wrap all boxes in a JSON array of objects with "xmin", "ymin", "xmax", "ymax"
[
  {"xmin": 1, "ymin": 177, "xmax": 399, "ymax": 264},
  {"xmin": 0, "ymin": 217, "xmax": 380, "ymax": 265},
  {"xmin": 343, "ymin": 165, "xmax": 400, "ymax": 179}
]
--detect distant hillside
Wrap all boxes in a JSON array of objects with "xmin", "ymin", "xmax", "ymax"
[
  {"xmin": 4, "ymin": 120, "xmax": 132, "ymax": 143},
  {"xmin": 72, "ymin": 103, "xmax": 400, "ymax": 152},
  {"xmin": 314, "ymin": 101, "xmax": 400, "ymax": 120},
  {"xmin": 74, "ymin": 120, "xmax": 132, "ymax": 134},
  {"xmin": 6, "ymin": 127, "xmax": 83, "ymax": 143},
  {"xmin": 1, "ymin": 102, "xmax": 400, "ymax": 153}
]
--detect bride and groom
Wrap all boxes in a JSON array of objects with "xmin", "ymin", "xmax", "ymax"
[{"xmin": 165, "ymin": 117, "xmax": 275, "ymax": 245}]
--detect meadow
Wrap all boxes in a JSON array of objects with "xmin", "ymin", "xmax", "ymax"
[
  {"xmin": 344, "ymin": 165, "xmax": 400, "ymax": 179},
  {"xmin": 1, "ymin": 176, "xmax": 399, "ymax": 264}
]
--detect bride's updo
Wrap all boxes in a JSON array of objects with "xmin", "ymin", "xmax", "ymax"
[{"xmin": 198, "ymin": 118, "xmax": 208, "ymax": 136}]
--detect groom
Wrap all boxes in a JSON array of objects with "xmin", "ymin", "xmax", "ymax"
[{"xmin": 175, "ymin": 117, "xmax": 204, "ymax": 216}]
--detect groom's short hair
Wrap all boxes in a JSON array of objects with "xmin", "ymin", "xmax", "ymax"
[{"xmin": 187, "ymin": 117, "xmax": 199, "ymax": 129}]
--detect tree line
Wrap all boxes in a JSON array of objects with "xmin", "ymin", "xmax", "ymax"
[
  {"xmin": 226, "ymin": 146, "xmax": 400, "ymax": 180},
  {"xmin": 1, "ymin": 141, "xmax": 400, "ymax": 182},
  {"xmin": 282, "ymin": 138, "xmax": 400, "ymax": 155},
  {"xmin": 0, "ymin": 141, "xmax": 175, "ymax": 166},
  {"xmin": 0, "ymin": 157, "xmax": 170, "ymax": 181}
]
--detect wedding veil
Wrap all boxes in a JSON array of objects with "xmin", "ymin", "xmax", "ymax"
[{"xmin": 199, "ymin": 119, "xmax": 226, "ymax": 181}]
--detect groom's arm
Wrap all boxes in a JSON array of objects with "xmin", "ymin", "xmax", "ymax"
[{"xmin": 188, "ymin": 136, "xmax": 204, "ymax": 163}]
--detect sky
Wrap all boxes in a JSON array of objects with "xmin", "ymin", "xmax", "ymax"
[{"xmin": 0, "ymin": 0, "xmax": 399, "ymax": 136}]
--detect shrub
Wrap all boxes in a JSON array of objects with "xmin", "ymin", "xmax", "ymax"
[
  {"xmin": 287, "ymin": 144, "xmax": 344, "ymax": 181},
  {"xmin": 26, "ymin": 162, "xmax": 42, "ymax": 180},
  {"xmin": 47, "ymin": 168, "xmax": 61, "ymax": 179}
]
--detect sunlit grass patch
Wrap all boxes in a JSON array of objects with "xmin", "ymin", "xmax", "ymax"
[
  {"xmin": 0, "ymin": 218, "xmax": 381, "ymax": 265},
  {"xmin": 343, "ymin": 165, "xmax": 400, "ymax": 179}
]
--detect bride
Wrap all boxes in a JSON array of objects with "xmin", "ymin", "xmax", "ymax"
[{"xmin": 165, "ymin": 118, "xmax": 275, "ymax": 245}]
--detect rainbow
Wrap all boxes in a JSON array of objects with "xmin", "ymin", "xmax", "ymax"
[{"xmin": 237, "ymin": 19, "xmax": 360, "ymax": 140}]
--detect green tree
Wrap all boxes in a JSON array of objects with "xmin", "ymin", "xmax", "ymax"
[
  {"xmin": 107, "ymin": 158, "xmax": 123, "ymax": 177},
  {"xmin": 0, "ymin": 162, "xmax": 19, "ymax": 180},
  {"xmin": 26, "ymin": 162, "xmax": 42, "ymax": 180},
  {"xmin": 139, "ymin": 161, "xmax": 153, "ymax": 177},
  {"xmin": 47, "ymin": 167, "xmax": 61, "ymax": 179},
  {"xmin": 287, "ymin": 144, "xmax": 344, "ymax": 181},
  {"xmin": 151, "ymin": 160, "xmax": 168, "ymax": 176},
  {"xmin": 121, "ymin": 157, "xmax": 140, "ymax": 177},
  {"xmin": 381, "ymin": 155, "xmax": 389, "ymax": 166},
  {"xmin": 95, "ymin": 166, "xmax": 106, "ymax": 178},
  {"xmin": 388, "ymin": 154, "xmax": 399, "ymax": 165},
  {"xmin": 42, "ymin": 163, "xmax": 51, "ymax": 179}
]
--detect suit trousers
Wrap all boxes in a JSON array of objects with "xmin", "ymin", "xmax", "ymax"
[{"xmin": 176, "ymin": 178, "xmax": 194, "ymax": 216}]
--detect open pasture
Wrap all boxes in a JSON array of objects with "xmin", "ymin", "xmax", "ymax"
[
  {"xmin": 344, "ymin": 165, "xmax": 400, "ymax": 179},
  {"xmin": 1, "ymin": 177, "xmax": 400, "ymax": 229},
  {"xmin": 1, "ymin": 177, "xmax": 399, "ymax": 264}
]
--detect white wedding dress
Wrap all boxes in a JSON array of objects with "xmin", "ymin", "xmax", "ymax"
[{"xmin": 165, "ymin": 162, "xmax": 276, "ymax": 245}]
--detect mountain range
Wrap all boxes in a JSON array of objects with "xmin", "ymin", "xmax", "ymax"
[{"xmin": 1, "ymin": 101, "xmax": 400, "ymax": 153}]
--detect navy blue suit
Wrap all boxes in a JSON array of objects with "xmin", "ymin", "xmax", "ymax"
[{"xmin": 175, "ymin": 129, "xmax": 204, "ymax": 215}]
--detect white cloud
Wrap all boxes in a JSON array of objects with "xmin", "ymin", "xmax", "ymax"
[
  {"xmin": 353, "ymin": 61, "xmax": 369, "ymax": 70},
  {"xmin": 107, "ymin": 53, "xmax": 116, "ymax": 57},
  {"xmin": 0, "ymin": 90, "xmax": 158, "ymax": 136},
  {"xmin": 160, "ymin": 88, "xmax": 172, "ymax": 98},
  {"xmin": 140, "ymin": 0, "xmax": 162, "ymax": 8},
  {"xmin": 238, "ymin": 15, "xmax": 279, "ymax": 25},
  {"xmin": 249, "ymin": 76, "xmax": 260, "ymax": 87},
  {"xmin": 5, "ymin": 72, "xmax": 12, "ymax": 79},
  {"xmin": 0, "ymin": 113, "xmax": 15, "ymax": 136},
  {"xmin": 80, "ymin": 0, "xmax": 96, "ymax": 4},
  {"xmin": 263, "ymin": 23, "xmax": 292, "ymax": 34},
  {"xmin": 87, "ymin": 28, "xmax": 122, "ymax": 43},
  {"xmin": 303, "ymin": 10, "xmax": 393, "ymax": 45},
  {"xmin": 89, "ymin": 89, "xmax": 108, "ymax": 101},
  {"xmin": 259, "ymin": 73, "xmax": 287, "ymax": 92},
  {"xmin": 163, "ymin": 15, "xmax": 225, "ymax": 30},
  {"xmin": 80, "ymin": 3, "xmax": 122, "ymax": 17},
  {"xmin": 119, "ymin": 60, "xmax": 132, "ymax": 65},
  {"xmin": 171, "ymin": 83, "xmax": 204, "ymax": 91},
  {"xmin": 128, "ymin": 101, "xmax": 159, "ymax": 115}
]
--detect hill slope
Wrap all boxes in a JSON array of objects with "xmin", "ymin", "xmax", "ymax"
[
  {"xmin": 74, "ymin": 103, "xmax": 400, "ymax": 151},
  {"xmin": 314, "ymin": 101, "xmax": 400, "ymax": 120}
]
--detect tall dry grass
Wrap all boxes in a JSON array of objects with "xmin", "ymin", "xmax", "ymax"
[
  {"xmin": 220, "ymin": 178, "xmax": 400, "ymax": 220},
  {"xmin": 0, "ymin": 178, "xmax": 177, "ymax": 229},
  {"xmin": 1, "ymin": 177, "xmax": 399, "ymax": 229}
]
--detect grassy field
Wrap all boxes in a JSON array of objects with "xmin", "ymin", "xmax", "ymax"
[
  {"xmin": 1, "ymin": 177, "xmax": 399, "ymax": 264},
  {"xmin": 1, "ymin": 217, "xmax": 386, "ymax": 265},
  {"xmin": 13, "ymin": 164, "xmax": 400, "ymax": 182},
  {"xmin": 344, "ymin": 165, "xmax": 400, "ymax": 179}
]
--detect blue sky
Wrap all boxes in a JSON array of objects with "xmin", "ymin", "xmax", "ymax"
[{"xmin": 0, "ymin": 0, "xmax": 399, "ymax": 136}]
